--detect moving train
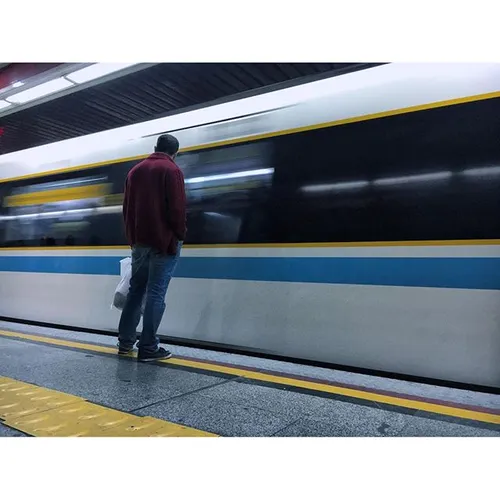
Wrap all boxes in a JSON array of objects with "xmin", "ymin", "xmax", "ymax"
[{"xmin": 1, "ymin": 63, "xmax": 500, "ymax": 389}]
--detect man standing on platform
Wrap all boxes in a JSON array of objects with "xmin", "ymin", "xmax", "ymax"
[{"xmin": 117, "ymin": 134, "xmax": 186, "ymax": 362}]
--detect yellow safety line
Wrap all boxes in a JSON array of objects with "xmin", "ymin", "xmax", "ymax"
[
  {"xmin": 1, "ymin": 329, "xmax": 499, "ymax": 426},
  {"xmin": 2, "ymin": 239, "xmax": 500, "ymax": 252},
  {"xmin": 0, "ymin": 329, "xmax": 120, "ymax": 354},
  {"xmin": 0, "ymin": 376, "xmax": 217, "ymax": 437},
  {"xmin": 1, "ymin": 89, "xmax": 500, "ymax": 185}
]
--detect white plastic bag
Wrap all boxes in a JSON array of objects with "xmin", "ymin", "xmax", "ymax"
[
  {"xmin": 112, "ymin": 257, "xmax": 145, "ymax": 313},
  {"xmin": 112, "ymin": 257, "xmax": 131, "ymax": 310}
]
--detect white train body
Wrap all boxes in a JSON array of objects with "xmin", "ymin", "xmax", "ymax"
[{"xmin": 1, "ymin": 63, "xmax": 500, "ymax": 388}]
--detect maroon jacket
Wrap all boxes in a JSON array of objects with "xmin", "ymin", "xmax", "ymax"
[{"xmin": 122, "ymin": 152, "xmax": 187, "ymax": 255}]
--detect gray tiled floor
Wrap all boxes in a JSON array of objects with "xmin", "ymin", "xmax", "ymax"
[
  {"xmin": 1, "ymin": 327, "xmax": 499, "ymax": 437},
  {"xmin": 199, "ymin": 378, "xmax": 414, "ymax": 435},
  {"xmin": 275, "ymin": 418, "xmax": 372, "ymax": 437},
  {"xmin": 271, "ymin": 403, "xmax": 414, "ymax": 437},
  {"xmin": 398, "ymin": 414, "xmax": 500, "ymax": 437},
  {"xmin": 274, "ymin": 412, "xmax": 500, "ymax": 437},
  {"xmin": 0, "ymin": 338, "xmax": 231, "ymax": 412},
  {"xmin": 135, "ymin": 393, "xmax": 297, "ymax": 437}
]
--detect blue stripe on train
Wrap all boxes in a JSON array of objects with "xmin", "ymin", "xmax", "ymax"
[{"xmin": 1, "ymin": 255, "xmax": 500, "ymax": 290}]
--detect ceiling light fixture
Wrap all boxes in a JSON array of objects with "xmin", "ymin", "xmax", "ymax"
[
  {"xmin": 0, "ymin": 100, "xmax": 12, "ymax": 110},
  {"xmin": 6, "ymin": 78, "xmax": 75, "ymax": 104},
  {"xmin": 65, "ymin": 63, "xmax": 139, "ymax": 84}
]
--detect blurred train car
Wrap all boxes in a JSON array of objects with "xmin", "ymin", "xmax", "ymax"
[{"xmin": 1, "ymin": 63, "xmax": 500, "ymax": 389}]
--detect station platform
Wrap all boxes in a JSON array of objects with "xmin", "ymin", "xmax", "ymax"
[{"xmin": 0, "ymin": 320, "xmax": 499, "ymax": 438}]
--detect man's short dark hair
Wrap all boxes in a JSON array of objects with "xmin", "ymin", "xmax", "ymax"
[{"xmin": 155, "ymin": 134, "xmax": 179, "ymax": 156}]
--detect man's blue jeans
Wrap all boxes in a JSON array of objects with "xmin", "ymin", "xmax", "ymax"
[{"xmin": 118, "ymin": 243, "xmax": 182, "ymax": 353}]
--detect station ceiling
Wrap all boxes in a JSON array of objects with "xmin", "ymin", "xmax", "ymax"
[{"xmin": 0, "ymin": 63, "xmax": 379, "ymax": 155}]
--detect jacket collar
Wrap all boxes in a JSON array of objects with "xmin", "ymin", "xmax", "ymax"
[{"xmin": 149, "ymin": 152, "xmax": 174, "ymax": 161}]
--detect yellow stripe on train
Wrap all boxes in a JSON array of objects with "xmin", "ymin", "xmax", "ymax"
[{"xmin": 4, "ymin": 183, "xmax": 111, "ymax": 208}]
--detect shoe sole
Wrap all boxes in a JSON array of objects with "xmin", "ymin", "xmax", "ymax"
[{"xmin": 138, "ymin": 353, "xmax": 172, "ymax": 363}]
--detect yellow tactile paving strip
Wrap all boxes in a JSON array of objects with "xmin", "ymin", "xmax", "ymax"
[
  {"xmin": 0, "ymin": 377, "xmax": 217, "ymax": 437},
  {"xmin": 1, "ymin": 329, "xmax": 499, "ymax": 427}
]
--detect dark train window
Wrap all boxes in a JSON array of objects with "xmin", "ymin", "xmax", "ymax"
[
  {"xmin": 177, "ymin": 141, "xmax": 274, "ymax": 244},
  {"xmin": 269, "ymin": 97, "xmax": 500, "ymax": 243},
  {"xmin": 0, "ymin": 168, "xmax": 126, "ymax": 247}
]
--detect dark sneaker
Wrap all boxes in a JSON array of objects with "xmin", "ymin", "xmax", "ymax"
[
  {"xmin": 138, "ymin": 347, "xmax": 172, "ymax": 362},
  {"xmin": 117, "ymin": 343, "xmax": 134, "ymax": 355}
]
